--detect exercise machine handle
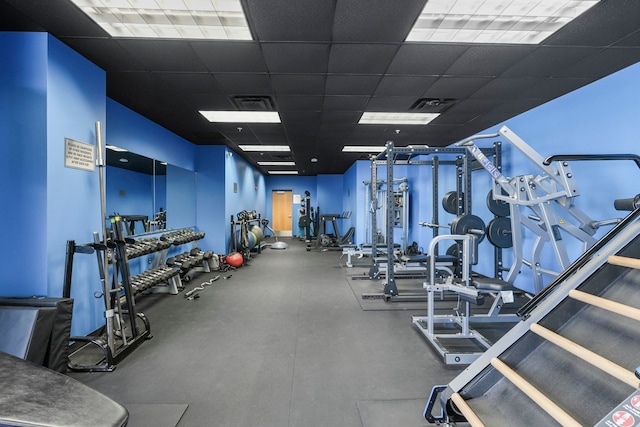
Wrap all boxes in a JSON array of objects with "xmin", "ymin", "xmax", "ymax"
[
  {"xmin": 543, "ymin": 154, "xmax": 640, "ymax": 168},
  {"xmin": 614, "ymin": 195, "xmax": 640, "ymax": 211},
  {"xmin": 419, "ymin": 222, "xmax": 448, "ymax": 229}
]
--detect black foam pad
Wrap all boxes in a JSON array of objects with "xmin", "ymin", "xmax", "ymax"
[
  {"xmin": 0, "ymin": 306, "xmax": 55, "ymax": 365},
  {"xmin": 0, "ymin": 350, "xmax": 128, "ymax": 427},
  {"xmin": 0, "ymin": 298, "xmax": 73, "ymax": 372}
]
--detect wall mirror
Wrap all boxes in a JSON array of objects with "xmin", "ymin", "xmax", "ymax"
[{"xmin": 106, "ymin": 148, "xmax": 196, "ymax": 235}]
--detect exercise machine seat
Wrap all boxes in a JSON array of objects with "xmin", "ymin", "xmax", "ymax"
[
  {"xmin": 472, "ymin": 277, "xmax": 515, "ymax": 292},
  {"xmin": 400, "ymin": 254, "xmax": 457, "ymax": 264},
  {"xmin": 401, "ymin": 254, "xmax": 428, "ymax": 263},
  {"xmin": 0, "ymin": 350, "xmax": 129, "ymax": 427}
]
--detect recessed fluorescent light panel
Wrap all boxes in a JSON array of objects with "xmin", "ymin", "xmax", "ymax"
[
  {"xmin": 257, "ymin": 161, "xmax": 296, "ymax": 166},
  {"xmin": 268, "ymin": 170, "xmax": 298, "ymax": 175},
  {"xmin": 70, "ymin": 0, "xmax": 252, "ymax": 40},
  {"xmin": 342, "ymin": 146, "xmax": 387, "ymax": 153},
  {"xmin": 358, "ymin": 112, "xmax": 440, "ymax": 125},
  {"xmin": 406, "ymin": 0, "xmax": 600, "ymax": 44},
  {"xmin": 200, "ymin": 111, "xmax": 281, "ymax": 123},
  {"xmin": 239, "ymin": 145, "xmax": 290, "ymax": 152}
]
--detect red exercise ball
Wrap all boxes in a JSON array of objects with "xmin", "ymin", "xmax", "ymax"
[{"xmin": 225, "ymin": 252, "xmax": 243, "ymax": 268}]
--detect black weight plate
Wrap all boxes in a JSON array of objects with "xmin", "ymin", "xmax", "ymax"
[
  {"xmin": 487, "ymin": 217, "xmax": 513, "ymax": 248},
  {"xmin": 450, "ymin": 214, "xmax": 485, "ymax": 243},
  {"xmin": 486, "ymin": 189, "xmax": 510, "ymax": 217},
  {"xmin": 298, "ymin": 215, "xmax": 310, "ymax": 227},
  {"xmin": 319, "ymin": 234, "xmax": 331, "ymax": 247},
  {"xmin": 446, "ymin": 243, "xmax": 460, "ymax": 257},
  {"xmin": 442, "ymin": 191, "xmax": 464, "ymax": 215}
]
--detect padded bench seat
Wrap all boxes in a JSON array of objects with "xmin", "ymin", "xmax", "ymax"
[
  {"xmin": 400, "ymin": 254, "xmax": 459, "ymax": 264},
  {"xmin": 0, "ymin": 350, "xmax": 128, "ymax": 427},
  {"xmin": 472, "ymin": 277, "xmax": 515, "ymax": 292}
]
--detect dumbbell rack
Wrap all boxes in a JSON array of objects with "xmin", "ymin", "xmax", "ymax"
[
  {"xmin": 123, "ymin": 236, "xmax": 180, "ymax": 296},
  {"xmin": 159, "ymin": 228, "xmax": 207, "ymax": 287},
  {"xmin": 65, "ymin": 217, "xmax": 153, "ymax": 372},
  {"xmin": 166, "ymin": 248, "xmax": 216, "ymax": 283},
  {"xmin": 425, "ymin": 208, "xmax": 640, "ymax": 426}
]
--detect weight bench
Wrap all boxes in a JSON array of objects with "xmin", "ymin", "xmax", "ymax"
[
  {"xmin": 340, "ymin": 244, "xmax": 359, "ymax": 267},
  {"xmin": 412, "ymin": 234, "xmax": 520, "ymax": 364},
  {"xmin": 0, "ymin": 350, "xmax": 128, "ymax": 427},
  {"xmin": 372, "ymin": 253, "xmax": 457, "ymax": 280}
]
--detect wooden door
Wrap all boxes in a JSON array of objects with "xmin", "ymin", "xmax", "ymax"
[{"xmin": 272, "ymin": 190, "xmax": 293, "ymax": 236}]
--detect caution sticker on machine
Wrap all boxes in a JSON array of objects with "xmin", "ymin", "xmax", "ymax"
[{"xmin": 596, "ymin": 391, "xmax": 640, "ymax": 427}]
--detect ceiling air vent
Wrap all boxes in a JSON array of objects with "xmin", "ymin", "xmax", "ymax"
[
  {"xmin": 232, "ymin": 95, "xmax": 276, "ymax": 111},
  {"xmin": 409, "ymin": 98, "xmax": 455, "ymax": 112},
  {"xmin": 273, "ymin": 154, "xmax": 294, "ymax": 161}
]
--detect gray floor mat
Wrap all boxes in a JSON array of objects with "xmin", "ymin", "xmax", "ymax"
[
  {"xmin": 125, "ymin": 403, "xmax": 188, "ymax": 427},
  {"xmin": 357, "ymin": 399, "xmax": 434, "ymax": 427}
]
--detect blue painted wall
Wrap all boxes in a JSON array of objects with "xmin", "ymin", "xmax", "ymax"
[
  {"xmin": 106, "ymin": 100, "xmax": 196, "ymax": 170},
  {"xmin": 316, "ymin": 174, "xmax": 344, "ymax": 215},
  {"xmin": 342, "ymin": 163, "xmax": 361, "ymax": 243},
  {"xmin": 0, "ymin": 33, "xmax": 48, "ymax": 297},
  {"xmin": 195, "ymin": 145, "xmax": 227, "ymax": 254},
  {"xmin": 46, "ymin": 35, "xmax": 108, "ymax": 333}
]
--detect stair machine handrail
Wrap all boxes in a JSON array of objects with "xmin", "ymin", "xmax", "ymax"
[{"xmin": 543, "ymin": 153, "xmax": 640, "ymax": 168}]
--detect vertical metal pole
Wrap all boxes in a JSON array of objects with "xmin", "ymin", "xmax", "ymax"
[
  {"xmin": 384, "ymin": 141, "xmax": 398, "ymax": 296},
  {"xmin": 432, "ymin": 156, "xmax": 439, "ymax": 250},
  {"xmin": 371, "ymin": 159, "xmax": 378, "ymax": 257},
  {"xmin": 455, "ymin": 156, "xmax": 464, "ymax": 215},
  {"xmin": 402, "ymin": 180, "xmax": 409, "ymax": 251},
  {"xmin": 494, "ymin": 142, "xmax": 503, "ymax": 279},
  {"xmin": 95, "ymin": 121, "xmax": 115, "ymax": 355},
  {"xmin": 464, "ymin": 151, "xmax": 472, "ymax": 214}
]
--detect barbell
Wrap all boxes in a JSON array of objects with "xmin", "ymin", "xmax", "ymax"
[{"xmin": 421, "ymin": 214, "xmax": 486, "ymax": 243}]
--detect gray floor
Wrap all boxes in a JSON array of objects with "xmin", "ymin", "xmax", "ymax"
[{"xmin": 70, "ymin": 238, "xmax": 469, "ymax": 427}]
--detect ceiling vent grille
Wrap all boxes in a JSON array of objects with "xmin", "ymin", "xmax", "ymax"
[
  {"xmin": 409, "ymin": 98, "xmax": 455, "ymax": 112},
  {"xmin": 233, "ymin": 95, "xmax": 276, "ymax": 111}
]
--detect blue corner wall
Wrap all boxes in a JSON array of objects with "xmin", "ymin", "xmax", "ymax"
[
  {"xmin": 195, "ymin": 145, "xmax": 227, "ymax": 254},
  {"xmin": 0, "ymin": 33, "xmax": 48, "ymax": 297}
]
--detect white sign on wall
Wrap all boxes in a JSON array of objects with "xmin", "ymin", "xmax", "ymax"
[{"xmin": 64, "ymin": 138, "xmax": 95, "ymax": 172}]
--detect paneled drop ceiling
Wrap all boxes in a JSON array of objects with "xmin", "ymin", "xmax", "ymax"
[{"xmin": 2, "ymin": 0, "xmax": 640, "ymax": 175}]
